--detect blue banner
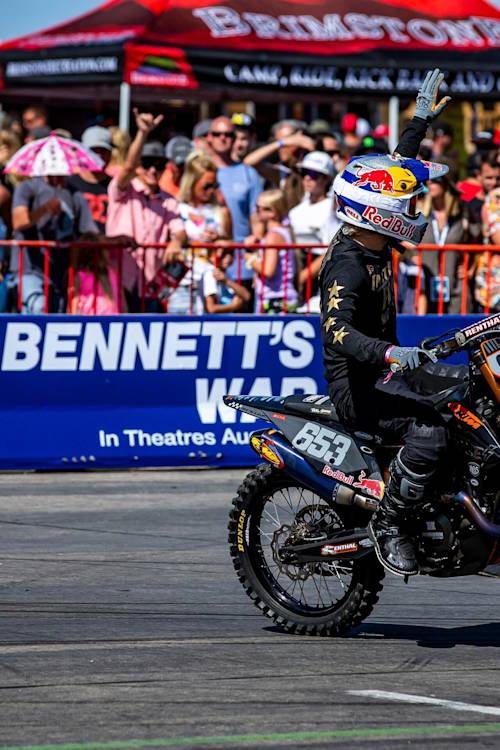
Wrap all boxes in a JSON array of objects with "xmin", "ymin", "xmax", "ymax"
[{"xmin": 0, "ymin": 314, "xmax": 479, "ymax": 470}]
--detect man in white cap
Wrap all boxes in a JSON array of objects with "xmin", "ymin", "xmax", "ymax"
[{"xmin": 289, "ymin": 151, "xmax": 339, "ymax": 309}]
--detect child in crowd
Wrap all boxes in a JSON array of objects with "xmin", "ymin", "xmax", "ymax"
[
  {"xmin": 245, "ymin": 189, "xmax": 298, "ymax": 313},
  {"xmin": 71, "ymin": 233, "xmax": 126, "ymax": 314},
  {"xmin": 168, "ymin": 150, "xmax": 232, "ymax": 314},
  {"xmin": 203, "ymin": 246, "xmax": 250, "ymax": 313}
]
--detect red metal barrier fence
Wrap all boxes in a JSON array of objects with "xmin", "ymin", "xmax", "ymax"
[{"xmin": 2, "ymin": 240, "xmax": 499, "ymax": 316}]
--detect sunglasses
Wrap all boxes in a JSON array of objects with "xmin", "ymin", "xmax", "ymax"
[
  {"xmin": 256, "ymin": 205, "xmax": 273, "ymax": 212},
  {"xmin": 300, "ymin": 168, "xmax": 325, "ymax": 180},
  {"xmin": 201, "ymin": 181, "xmax": 219, "ymax": 191},
  {"xmin": 140, "ymin": 158, "xmax": 166, "ymax": 171},
  {"xmin": 210, "ymin": 131, "xmax": 235, "ymax": 139}
]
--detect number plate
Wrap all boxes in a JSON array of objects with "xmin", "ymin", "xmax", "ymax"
[{"xmin": 292, "ymin": 422, "xmax": 352, "ymax": 467}]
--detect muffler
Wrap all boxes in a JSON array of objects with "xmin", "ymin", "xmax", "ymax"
[{"xmin": 335, "ymin": 484, "xmax": 379, "ymax": 512}]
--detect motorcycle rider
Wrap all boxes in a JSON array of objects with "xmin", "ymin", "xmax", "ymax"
[{"xmin": 319, "ymin": 70, "xmax": 452, "ymax": 577}]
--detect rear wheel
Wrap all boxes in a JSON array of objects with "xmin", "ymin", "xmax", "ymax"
[{"xmin": 228, "ymin": 464, "xmax": 385, "ymax": 636}]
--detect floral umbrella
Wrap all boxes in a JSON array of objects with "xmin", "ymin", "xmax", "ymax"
[{"xmin": 4, "ymin": 133, "xmax": 105, "ymax": 176}]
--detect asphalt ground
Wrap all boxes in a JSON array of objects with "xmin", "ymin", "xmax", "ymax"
[{"xmin": 1, "ymin": 469, "xmax": 500, "ymax": 750}]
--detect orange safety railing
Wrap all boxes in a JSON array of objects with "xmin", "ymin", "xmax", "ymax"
[{"xmin": 1, "ymin": 240, "xmax": 499, "ymax": 316}]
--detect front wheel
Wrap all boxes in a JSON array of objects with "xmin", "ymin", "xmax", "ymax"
[{"xmin": 228, "ymin": 464, "xmax": 385, "ymax": 636}]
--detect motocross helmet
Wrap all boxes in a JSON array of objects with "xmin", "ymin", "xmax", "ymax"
[{"xmin": 333, "ymin": 153, "xmax": 449, "ymax": 244}]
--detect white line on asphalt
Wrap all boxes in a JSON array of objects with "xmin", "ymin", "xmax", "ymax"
[{"xmin": 348, "ymin": 690, "xmax": 500, "ymax": 717}]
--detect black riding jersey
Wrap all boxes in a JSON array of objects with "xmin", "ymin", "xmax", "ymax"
[{"xmin": 319, "ymin": 116, "xmax": 429, "ymax": 424}]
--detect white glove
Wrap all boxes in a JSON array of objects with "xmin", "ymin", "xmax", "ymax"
[{"xmin": 415, "ymin": 69, "xmax": 451, "ymax": 122}]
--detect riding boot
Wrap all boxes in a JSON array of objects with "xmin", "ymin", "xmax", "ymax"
[{"xmin": 368, "ymin": 450, "xmax": 434, "ymax": 577}]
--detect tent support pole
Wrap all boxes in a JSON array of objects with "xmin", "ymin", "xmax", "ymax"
[
  {"xmin": 119, "ymin": 81, "xmax": 131, "ymax": 133},
  {"xmin": 388, "ymin": 95, "xmax": 399, "ymax": 153}
]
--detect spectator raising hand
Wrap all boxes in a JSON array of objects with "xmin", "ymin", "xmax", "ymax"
[
  {"xmin": 106, "ymin": 108, "xmax": 187, "ymax": 312},
  {"xmin": 116, "ymin": 109, "xmax": 165, "ymax": 192}
]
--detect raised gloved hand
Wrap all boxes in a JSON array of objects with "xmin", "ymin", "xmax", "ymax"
[
  {"xmin": 385, "ymin": 345, "xmax": 437, "ymax": 372},
  {"xmin": 414, "ymin": 69, "xmax": 451, "ymax": 122}
]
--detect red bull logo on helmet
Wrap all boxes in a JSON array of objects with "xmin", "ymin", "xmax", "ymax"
[
  {"xmin": 354, "ymin": 165, "xmax": 417, "ymax": 196},
  {"xmin": 362, "ymin": 206, "xmax": 418, "ymax": 240}
]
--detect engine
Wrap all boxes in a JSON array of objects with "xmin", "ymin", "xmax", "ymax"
[{"xmin": 417, "ymin": 503, "xmax": 494, "ymax": 577}]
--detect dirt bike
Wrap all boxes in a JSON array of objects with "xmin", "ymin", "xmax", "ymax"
[{"xmin": 226, "ymin": 313, "xmax": 500, "ymax": 636}]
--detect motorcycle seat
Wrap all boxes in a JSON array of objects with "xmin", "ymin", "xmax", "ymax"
[
  {"xmin": 282, "ymin": 394, "xmax": 342, "ymax": 422},
  {"xmin": 282, "ymin": 394, "xmax": 396, "ymax": 447}
]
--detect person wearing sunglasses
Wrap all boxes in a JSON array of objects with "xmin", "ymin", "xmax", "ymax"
[
  {"xmin": 243, "ymin": 119, "xmax": 315, "ymax": 213},
  {"xmin": 167, "ymin": 151, "xmax": 232, "ymax": 315},
  {"xmin": 288, "ymin": 151, "xmax": 339, "ymax": 311},
  {"xmin": 206, "ymin": 116, "xmax": 262, "ymax": 288},
  {"xmin": 106, "ymin": 108, "xmax": 186, "ymax": 311},
  {"xmin": 231, "ymin": 113, "xmax": 256, "ymax": 164}
]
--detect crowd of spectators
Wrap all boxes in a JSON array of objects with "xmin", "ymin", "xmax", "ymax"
[{"xmin": 0, "ymin": 103, "xmax": 498, "ymax": 316}]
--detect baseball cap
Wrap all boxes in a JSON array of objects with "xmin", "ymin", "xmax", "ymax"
[
  {"xmin": 81, "ymin": 125, "xmax": 112, "ymax": 152},
  {"xmin": 341, "ymin": 113, "xmax": 358, "ymax": 134},
  {"xmin": 309, "ymin": 119, "xmax": 332, "ymax": 136},
  {"xmin": 297, "ymin": 151, "xmax": 335, "ymax": 178},
  {"xmin": 472, "ymin": 130, "xmax": 494, "ymax": 148},
  {"xmin": 231, "ymin": 112, "xmax": 255, "ymax": 130},
  {"xmin": 356, "ymin": 118, "xmax": 371, "ymax": 138},
  {"xmin": 192, "ymin": 119, "xmax": 211, "ymax": 139},
  {"xmin": 31, "ymin": 125, "xmax": 52, "ymax": 140},
  {"xmin": 142, "ymin": 141, "xmax": 165, "ymax": 159},
  {"xmin": 372, "ymin": 124, "xmax": 389, "ymax": 139},
  {"xmin": 165, "ymin": 135, "xmax": 193, "ymax": 165}
]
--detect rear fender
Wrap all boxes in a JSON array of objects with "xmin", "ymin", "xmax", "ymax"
[{"xmin": 250, "ymin": 429, "xmax": 342, "ymax": 503}]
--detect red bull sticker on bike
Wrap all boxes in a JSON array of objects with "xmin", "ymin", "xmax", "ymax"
[
  {"xmin": 354, "ymin": 166, "xmax": 417, "ymax": 196},
  {"xmin": 353, "ymin": 470, "xmax": 385, "ymax": 500},
  {"xmin": 322, "ymin": 465, "xmax": 355, "ymax": 483}
]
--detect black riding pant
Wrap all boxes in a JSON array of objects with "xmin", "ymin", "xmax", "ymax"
[{"xmin": 332, "ymin": 386, "xmax": 448, "ymax": 484}]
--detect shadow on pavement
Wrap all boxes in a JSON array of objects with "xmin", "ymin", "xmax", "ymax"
[
  {"xmin": 264, "ymin": 622, "xmax": 500, "ymax": 648},
  {"xmin": 352, "ymin": 621, "xmax": 500, "ymax": 648}
]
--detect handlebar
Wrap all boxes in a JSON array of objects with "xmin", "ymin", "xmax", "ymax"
[
  {"xmin": 388, "ymin": 335, "xmax": 459, "ymax": 376},
  {"xmin": 387, "ymin": 314, "xmax": 500, "ymax": 378}
]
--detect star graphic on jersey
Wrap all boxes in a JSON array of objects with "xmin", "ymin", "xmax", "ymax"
[
  {"xmin": 332, "ymin": 326, "xmax": 349, "ymax": 344},
  {"xmin": 327, "ymin": 295, "xmax": 343, "ymax": 312},
  {"xmin": 328, "ymin": 281, "xmax": 344, "ymax": 297},
  {"xmin": 323, "ymin": 316, "xmax": 337, "ymax": 332}
]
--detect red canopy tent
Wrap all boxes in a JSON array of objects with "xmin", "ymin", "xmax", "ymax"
[{"xmin": 0, "ymin": 0, "xmax": 499, "ymax": 130}]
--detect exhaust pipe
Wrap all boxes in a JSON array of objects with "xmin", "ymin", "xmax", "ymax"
[
  {"xmin": 335, "ymin": 485, "xmax": 379, "ymax": 512},
  {"xmin": 453, "ymin": 491, "xmax": 500, "ymax": 538}
]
